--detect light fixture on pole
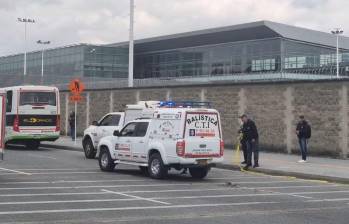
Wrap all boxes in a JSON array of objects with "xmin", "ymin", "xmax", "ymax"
[
  {"xmin": 89, "ymin": 48, "xmax": 96, "ymax": 82},
  {"xmin": 128, "ymin": 0, "xmax": 134, "ymax": 87},
  {"xmin": 17, "ymin": 18, "xmax": 36, "ymax": 78},
  {"xmin": 37, "ymin": 40, "xmax": 51, "ymax": 84},
  {"xmin": 331, "ymin": 28, "xmax": 344, "ymax": 78}
]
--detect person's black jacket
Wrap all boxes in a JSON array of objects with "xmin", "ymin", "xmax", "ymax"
[
  {"xmin": 296, "ymin": 120, "xmax": 311, "ymax": 139},
  {"xmin": 69, "ymin": 113, "xmax": 75, "ymax": 127},
  {"xmin": 241, "ymin": 119, "xmax": 259, "ymax": 141}
]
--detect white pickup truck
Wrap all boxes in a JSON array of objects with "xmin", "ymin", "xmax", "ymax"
[
  {"xmin": 97, "ymin": 101, "xmax": 224, "ymax": 179},
  {"xmin": 82, "ymin": 101, "xmax": 161, "ymax": 158}
]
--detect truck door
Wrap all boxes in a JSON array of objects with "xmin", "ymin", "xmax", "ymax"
[
  {"xmin": 116, "ymin": 122, "xmax": 137, "ymax": 160},
  {"xmin": 116, "ymin": 122, "xmax": 149, "ymax": 162},
  {"xmin": 131, "ymin": 122, "xmax": 149, "ymax": 162}
]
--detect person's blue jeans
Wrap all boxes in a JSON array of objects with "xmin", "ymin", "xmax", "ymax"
[
  {"xmin": 246, "ymin": 139, "xmax": 259, "ymax": 166},
  {"xmin": 70, "ymin": 126, "xmax": 75, "ymax": 141},
  {"xmin": 298, "ymin": 138, "xmax": 307, "ymax": 160}
]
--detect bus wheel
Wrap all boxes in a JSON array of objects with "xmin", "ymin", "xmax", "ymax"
[{"xmin": 26, "ymin": 141, "xmax": 40, "ymax": 150}]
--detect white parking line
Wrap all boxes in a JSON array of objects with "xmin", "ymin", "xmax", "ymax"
[
  {"xmin": 0, "ymin": 171, "xmax": 103, "ymax": 175},
  {"xmin": 102, "ymin": 189, "xmax": 171, "ymax": 205},
  {"xmin": 0, "ymin": 180, "xmax": 323, "ymax": 191},
  {"xmin": 0, "ymin": 167, "xmax": 31, "ymax": 175},
  {"xmin": 307, "ymin": 198, "xmax": 349, "ymax": 202},
  {"xmin": 0, "ymin": 183, "xmax": 198, "ymax": 190},
  {"xmin": 0, "ymin": 201, "xmax": 278, "ymax": 215},
  {"xmin": 0, "ymin": 198, "xmax": 138, "ymax": 205},
  {"xmin": 289, "ymin": 194, "xmax": 313, "ymax": 199},
  {"xmin": 23, "ymin": 154, "xmax": 57, "ymax": 160},
  {"xmin": 16, "ymin": 168, "xmax": 99, "ymax": 171}
]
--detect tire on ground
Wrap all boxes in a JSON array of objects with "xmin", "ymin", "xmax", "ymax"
[
  {"xmin": 26, "ymin": 140, "xmax": 40, "ymax": 150},
  {"xmin": 148, "ymin": 152, "xmax": 168, "ymax": 179},
  {"xmin": 189, "ymin": 167, "xmax": 210, "ymax": 179},
  {"xmin": 83, "ymin": 137, "xmax": 96, "ymax": 159},
  {"xmin": 98, "ymin": 147, "xmax": 116, "ymax": 171},
  {"xmin": 139, "ymin": 166, "xmax": 149, "ymax": 176}
]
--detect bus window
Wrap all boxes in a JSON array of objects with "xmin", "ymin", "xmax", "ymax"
[
  {"xmin": 20, "ymin": 92, "xmax": 56, "ymax": 106},
  {"xmin": 6, "ymin": 91, "xmax": 12, "ymax": 112}
]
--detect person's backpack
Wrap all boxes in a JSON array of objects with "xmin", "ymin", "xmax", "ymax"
[{"xmin": 304, "ymin": 123, "xmax": 311, "ymax": 139}]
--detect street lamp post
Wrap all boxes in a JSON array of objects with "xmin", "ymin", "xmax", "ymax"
[
  {"xmin": 331, "ymin": 28, "xmax": 344, "ymax": 78},
  {"xmin": 17, "ymin": 18, "xmax": 35, "ymax": 78},
  {"xmin": 37, "ymin": 40, "xmax": 50, "ymax": 84},
  {"xmin": 128, "ymin": 0, "xmax": 134, "ymax": 87}
]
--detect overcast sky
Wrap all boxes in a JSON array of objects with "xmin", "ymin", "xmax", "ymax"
[{"xmin": 0, "ymin": 0, "xmax": 347, "ymax": 56}]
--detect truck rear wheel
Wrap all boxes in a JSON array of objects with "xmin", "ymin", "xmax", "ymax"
[
  {"xmin": 26, "ymin": 141, "xmax": 40, "ymax": 150},
  {"xmin": 83, "ymin": 138, "xmax": 96, "ymax": 159},
  {"xmin": 98, "ymin": 148, "xmax": 115, "ymax": 172},
  {"xmin": 148, "ymin": 153, "xmax": 167, "ymax": 179},
  {"xmin": 189, "ymin": 167, "xmax": 210, "ymax": 179}
]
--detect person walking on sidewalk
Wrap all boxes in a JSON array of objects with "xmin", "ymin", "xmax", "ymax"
[
  {"xmin": 69, "ymin": 111, "xmax": 76, "ymax": 141},
  {"xmin": 240, "ymin": 114, "xmax": 259, "ymax": 169},
  {"xmin": 296, "ymin": 115, "xmax": 311, "ymax": 163}
]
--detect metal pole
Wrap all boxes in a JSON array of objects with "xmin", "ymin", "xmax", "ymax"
[
  {"xmin": 128, "ymin": 0, "xmax": 134, "ymax": 87},
  {"xmin": 24, "ymin": 22, "xmax": 27, "ymax": 77},
  {"xmin": 41, "ymin": 49, "xmax": 44, "ymax": 84},
  {"xmin": 336, "ymin": 34, "xmax": 339, "ymax": 78},
  {"xmin": 74, "ymin": 101, "xmax": 77, "ymax": 145}
]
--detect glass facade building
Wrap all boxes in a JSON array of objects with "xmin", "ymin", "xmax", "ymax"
[
  {"xmin": 0, "ymin": 44, "xmax": 128, "ymax": 86},
  {"xmin": 1, "ymin": 20, "xmax": 349, "ymax": 88}
]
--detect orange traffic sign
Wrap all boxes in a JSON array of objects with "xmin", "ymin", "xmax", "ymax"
[
  {"xmin": 69, "ymin": 94, "xmax": 83, "ymax": 102},
  {"xmin": 69, "ymin": 79, "xmax": 85, "ymax": 94}
]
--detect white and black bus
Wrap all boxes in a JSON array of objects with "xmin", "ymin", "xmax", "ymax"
[{"xmin": 2, "ymin": 86, "xmax": 60, "ymax": 149}]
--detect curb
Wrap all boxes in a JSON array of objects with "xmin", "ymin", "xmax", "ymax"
[
  {"xmin": 216, "ymin": 163, "xmax": 349, "ymax": 185},
  {"xmin": 43, "ymin": 143, "xmax": 349, "ymax": 185},
  {"xmin": 41, "ymin": 144, "xmax": 83, "ymax": 152}
]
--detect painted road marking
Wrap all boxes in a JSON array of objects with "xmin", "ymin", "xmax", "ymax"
[
  {"xmin": 0, "ymin": 186, "xmax": 346, "ymax": 198},
  {"xmin": 0, "ymin": 167, "xmax": 31, "ymax": 175},
  {"xmin": 0, "ymin": 181, "xmax": 327, "ymax": 190},
  {"xmin": 307, "ymin": 198, "xmax": 349, "ymax": 202},
  {"xmin": 0, "ymin": 201, "xmax": 278, "ymax": 215},
  {"xmin": 102, "ymin": 189, "xmax": 171, "ymax": 205},
  {"xmin": 0, "ymin": 198, "xmax": 139, "ymax": 205}
]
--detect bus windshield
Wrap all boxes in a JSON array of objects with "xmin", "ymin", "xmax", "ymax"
[{"xmin": 20, "ymin": 92, "xmax": 56, "ymax": 106}]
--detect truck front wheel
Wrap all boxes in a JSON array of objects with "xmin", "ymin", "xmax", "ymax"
[
  {"xmin": 189, "ymin": 167, "xmax": 210, "ymax": 179},
  {"xmin": 83, "ymin": 138, "xmax": 96, "ymax": 159},
  {"xmin": 98, "ymin": 148, "xmax": 115, "ymax": 172},
  {"xmin": 148, "ymin": 153, "xmax": 167, "ymax": 179}
]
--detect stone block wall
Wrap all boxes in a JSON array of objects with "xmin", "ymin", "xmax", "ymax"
[{"xmin": 59, "ymin": 80, "xmax": 349, "ymax": 159}]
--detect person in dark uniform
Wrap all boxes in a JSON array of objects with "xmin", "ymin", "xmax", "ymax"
[
  {"xmin": 238, "ymin": 126, "xmax": 247, "ymax": 165},
  {"xmin": 240, "ymin": 114, "xmax": 259, "ymax": 169},
  {"xmin": 69, "ymin": 111, "xmax": 75, "ymax": 141}
]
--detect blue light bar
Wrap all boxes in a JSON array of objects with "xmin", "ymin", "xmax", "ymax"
[{"xmin": 158, "ymin": 101, "xmax": 211, "ymax": 108}]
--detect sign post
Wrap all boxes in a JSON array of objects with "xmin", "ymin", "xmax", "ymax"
[
  {"xmin": 68, "ymin": 79, "xmax": 85, "ymax": 145},
  {"xmin": 0, "ymin": 93, "xmax": 6, "ymax": 160}
]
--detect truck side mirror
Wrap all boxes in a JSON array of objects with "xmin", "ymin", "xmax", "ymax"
[
  {"xmin": 113, "ymin": 130, "xmax": 120, "ymax": 136},
  {"xmin": 92, "ymin": 121, "xmax": 98, "ymax": 126}
]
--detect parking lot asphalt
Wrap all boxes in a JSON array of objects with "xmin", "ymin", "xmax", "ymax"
[{"xmin": 0, "ymin": 146, "xmax": 348, "ymax": 224}]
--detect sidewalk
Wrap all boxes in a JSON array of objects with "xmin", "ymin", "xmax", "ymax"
[
  {"xmin": 41, "ymin": 136, "xmax": 83, "ymax": 152},
  {"xmin": 220, "ymin": 149, "xmax": 349, "ymax": 184},
  {"xmin": 42, "ymin": 136, "xmax": 349, "ymax": 184}
]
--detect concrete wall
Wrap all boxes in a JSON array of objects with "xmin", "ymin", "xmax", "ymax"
[{"xmin": 60, "ymin": 80, "xmax": 349, "ymax": 159}]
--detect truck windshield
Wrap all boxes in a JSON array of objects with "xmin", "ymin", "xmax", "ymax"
[{"xmin": 20, "ymin": 92, "xmax": 56, "ymax": 106}]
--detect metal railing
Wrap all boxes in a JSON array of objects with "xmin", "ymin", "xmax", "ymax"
[{"xmin": 0, "ymin": 71, "xmax": 347, "ymax": 90}]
